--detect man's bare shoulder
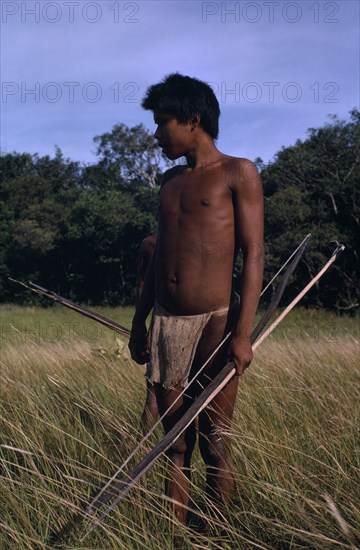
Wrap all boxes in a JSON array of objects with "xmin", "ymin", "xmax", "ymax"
[
  {"xmin": 220, "ymin": 155, "xmax": 257, "ymax": 174},
  {"xmin": 223, "ymin": 156, "xmax": 262, "ymax": 195},
  {"xmin": 160, "ymin": 164, "xmax": 187, "ymax": 187}
]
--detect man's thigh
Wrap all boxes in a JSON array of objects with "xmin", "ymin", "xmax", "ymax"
[
  {"xmin": 190, "ymin": 307, "xmax": 240, "ymax": 433},
  {"xmin": 189, "ymin": 305, "xmax": 238, "ymax": 392},
  {"xmin": 154, "ymin": 382, "xmax": 193, "ymax": 431}
]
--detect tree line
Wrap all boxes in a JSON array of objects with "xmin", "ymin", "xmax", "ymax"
[{"xmin": 1, "ymin": 109, "xmax": 358, "ymax": 312}]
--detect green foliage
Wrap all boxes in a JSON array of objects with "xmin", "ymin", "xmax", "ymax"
[
  {"xmin": 60, "ymin": 187, "xmax": 157, "ymax": 304},
  {"xmin": 260, "ymin": 108, "xmax": 359, "ymax": 311},
  {"xmin": 0, "ymin": 151, "xmax": 82, "ymax": 299},
  {"xmin": 93, "ymin": 122, "xmax": 172, "ymax": 188},
  {"xmin": 0, "ymin": 133, "xmax": 160, "ymax": 304}
]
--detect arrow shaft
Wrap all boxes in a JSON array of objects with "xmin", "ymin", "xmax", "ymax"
[
  {"xmin": 8, "ymin": 278, "xmax": 131, "ymax": 337},
  {"xmin": 254, "ymin": 244, "xmax": 345, "ymax": 348}
]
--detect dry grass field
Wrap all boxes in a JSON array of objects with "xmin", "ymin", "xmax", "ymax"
[{"xmin": 0, "ymin": 305, "xmax": 359, "ymax": 549}]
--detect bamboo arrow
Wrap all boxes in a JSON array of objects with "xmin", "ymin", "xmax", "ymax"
[
  {"xmin": 8, "ymin": 278, "xmax": 131, "ymax": 337},
  {"xmin": 254, "ymin": 243, "xmax": 345, "ymax": 348}
]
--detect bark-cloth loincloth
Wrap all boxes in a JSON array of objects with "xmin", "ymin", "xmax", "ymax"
[{"xmin": 147, "ymin": 300, "xmax": 237, "ymax": 389}]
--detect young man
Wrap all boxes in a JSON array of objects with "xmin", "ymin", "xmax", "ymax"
[
  {"xmin": 129, "ymin": 73, "xmax": 264, "ymax": 524},
  {"xmin": 136, "ymin": 233, "xmax": 159, "ymax": 433}
]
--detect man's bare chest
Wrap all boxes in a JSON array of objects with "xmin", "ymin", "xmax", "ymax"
[{"xmin": 159, "ymin": 175, "xmax": 233, "ymax": 220}]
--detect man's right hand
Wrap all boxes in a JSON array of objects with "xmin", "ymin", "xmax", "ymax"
[{"xmin": 129, "ymin": 322, "xmax": 150, "ymax": 364}]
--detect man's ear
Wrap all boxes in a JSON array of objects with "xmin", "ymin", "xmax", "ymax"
[{"xmin": 190, "ymin": 114, "xmax": 201, "ymax": 130}]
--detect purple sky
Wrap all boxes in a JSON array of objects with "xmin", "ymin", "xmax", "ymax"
[{"xmin": 1, "ymin": 0, "xmax": 359, "ymax": 167}]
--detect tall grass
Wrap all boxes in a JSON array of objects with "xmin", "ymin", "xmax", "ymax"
[{"xmin": 0, "ymin": 305, "xmax": 359, "ymax": 549}]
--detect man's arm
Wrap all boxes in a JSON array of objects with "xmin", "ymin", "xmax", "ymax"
[
  {"xmin": 230, "ymin": 160, "xmax": 264, "ymax": 375},
  {"xmin": 129, "ymin": 253, "xmax": 155, "ymax": 364},
  {"xmin": 136, "ymin": 236, "xmax": 156, "ymax": 303}
]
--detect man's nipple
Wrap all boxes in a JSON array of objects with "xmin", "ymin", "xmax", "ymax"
[{"xmin": 201, "ymin": 199, "xmax": 209, "ymax": 206}]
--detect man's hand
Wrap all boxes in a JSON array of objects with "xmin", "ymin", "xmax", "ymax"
[
  {"xmin": 129, "ymin": 322, "xmax": 150, "ymax": 364},
  {"xmin": 228, "ymin": 335, "xmax": 253, "ymax": 376}
]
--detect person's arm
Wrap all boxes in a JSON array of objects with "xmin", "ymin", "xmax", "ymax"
[
  {"xmin": 129, "ymin": 253, "xmax": 156, "ymax": 364},
  {"xmin": 230, "ymin": 160, "xmax": 264, "ymax": 375},
  {"xmin": 136, "ymin": 237, "xmax": 155, "ymax": 303},
  {"xmin": 136, "ymin": 245, "xmax": 148, "ymax": 303}
]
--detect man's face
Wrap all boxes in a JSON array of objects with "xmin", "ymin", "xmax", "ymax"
[{"xmin": 153, "ymin": 110, "xmax": 194, "ymax": 160}]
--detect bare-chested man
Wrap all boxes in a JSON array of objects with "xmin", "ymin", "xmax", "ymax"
[
  {"xmin": 129, "ymin": 74, "xmax": 264, "ymax": 525},
  {"xmin": 136, "ymin": 234, "xmax": 158, "ymax": 433}
]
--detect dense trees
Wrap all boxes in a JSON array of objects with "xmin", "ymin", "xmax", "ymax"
[
  {"xmin": 260, "ymin": 108, "xmax": 359, "ymax": 311},
  {"xmin": 0, "ymin": 133, "xmax": 162, "ymax": 305},
  {"xmin": 1, "ymin": 111, "xmax": 358, "ymax": 311}
]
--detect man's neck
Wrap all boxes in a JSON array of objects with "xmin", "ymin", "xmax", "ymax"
[{"xmin": 185, "ymin": 135, "xmax": 222, "ymax": 169}]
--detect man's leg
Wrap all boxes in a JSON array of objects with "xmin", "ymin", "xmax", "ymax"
[
  {"xmin": 140, "ymin": 379, "xmax": 159, "ymax": 434},
  {"xmin": 154, "ymin": 382, "xmax": 196, "ymax": 524},
  {"xmin": 198, "ymin": 376, "xmax": 239, "ymax": 502},
  {"xmin": 190, "ymin": 306, "xmax": 240, "ymax": 503}
]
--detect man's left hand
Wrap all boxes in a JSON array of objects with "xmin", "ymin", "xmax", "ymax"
[{"xmin": 228, "ymin": 336, "xmax": 253, "ymax": 376}]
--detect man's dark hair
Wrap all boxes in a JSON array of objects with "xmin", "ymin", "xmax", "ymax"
[{"xmin": 142, "ymin": 73, "xmax": 220, "ymax": 140}]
